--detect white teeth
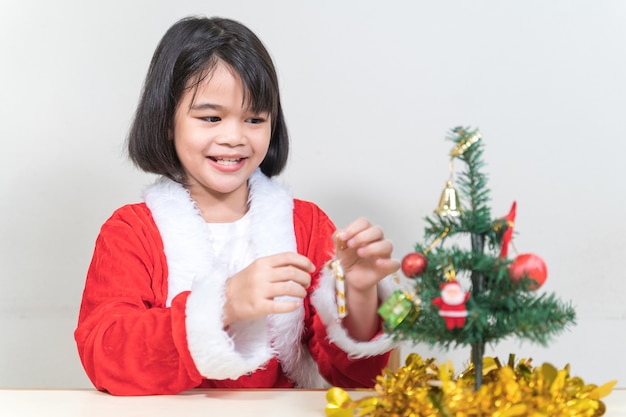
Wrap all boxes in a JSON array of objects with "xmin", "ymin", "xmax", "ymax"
[{"xmin": 215, "ymin": 158, "xmax": 240, "ymax": 165}]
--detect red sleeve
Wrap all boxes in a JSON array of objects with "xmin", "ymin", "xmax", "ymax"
[
  {"xmin": 293, "ymin": 200, "xmax": 390, "ymax": 388},
  {"xmin": 74, "ymin": 204, "xmax": 202, "ymax": 395}
]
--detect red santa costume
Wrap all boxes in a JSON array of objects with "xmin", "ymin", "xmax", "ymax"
[{"xmin": 74, "ymin": 170, "xmax": 396, "ymax": 395}]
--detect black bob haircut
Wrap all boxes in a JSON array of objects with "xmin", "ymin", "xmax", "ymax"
[{"xmin": 128, "ymin": 16, "xmax": 289, "ymax": 181}]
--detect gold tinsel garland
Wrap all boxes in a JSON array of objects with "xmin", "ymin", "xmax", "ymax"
[{"xmin": 326, "ymin": 353, "xmax": 616, "ymax": 417}]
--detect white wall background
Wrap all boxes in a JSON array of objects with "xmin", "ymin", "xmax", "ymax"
[{"xmin": 1, "ymin": 0, "xmax": 625, "ymax": 389}]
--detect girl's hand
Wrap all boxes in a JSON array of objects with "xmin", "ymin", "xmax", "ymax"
[
  {"xmin": 334, "ymin": 217, "xmax": 400, "ymax": 293},
  {"xmin": 222, "ymin": 252, "xmax": 314, "ymax": 326},
  {"xmin": 334, "ymin": 218, "xmax": 399, "ymax": 340}
]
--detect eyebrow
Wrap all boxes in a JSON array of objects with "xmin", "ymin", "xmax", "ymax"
[
  {"xmin": 189, "ymin": 101, "xmax": 269, "ymax": 115},
  {"xmin": 190, "ymin": 102, "xmax": 223, "ymax": 111}
]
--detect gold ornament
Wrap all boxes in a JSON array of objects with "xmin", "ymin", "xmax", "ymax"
[
  {"xmin": 434, "ymin": 180, "xmax": 462, "ymax": 217},
  {"xmin": 433, "ymin": 128, "xmax": 482, "ymax": 217},
  {"xmin": 327, "ymin": 259, "xmax": 347, "ymax": 319},
  {"xmin": 334, "ymin": 231, "xmax": 348, "ymax": 251},
  {"xmin": 450, "ymin": 130, "xmax": 482, "ymax": 157}
]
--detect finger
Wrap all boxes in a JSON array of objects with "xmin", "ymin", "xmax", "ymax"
[
  {"xmin": 269, "ymin": 300, "xmax": 300, "ymax": 315},
  {"xmin": 349, "ymin": 226, "xmax": 385, "ymax": 250},
  {"xmin": 269, "ymin": 267, "xmax": 312, "ymax": 288},
  {"xmin": 336, "ymin": 217, "xmax": 371, "ymax": 243},
  {"xmin": 269, "ymin": 252, "xmax": 315, "ymax": 273},
  {"xmin": 375, "ymin": 257, "xmax": 401, "ymax": 276},
  {"xmin": 267, "ymin": 281, "xmax": 308, "ymax": 299},
  {"xmin": 248, "ymin": 298, "xmax": 301, "ymax": 317},
  {"xmin": 354, "ymin": 239, "xmax": 393, "ymax": 258}
]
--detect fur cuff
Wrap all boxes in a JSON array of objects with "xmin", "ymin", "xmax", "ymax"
[
  {"xmin": 185, "ymin": 269, "xmax": 273, "ymax": 379},
  {"xmin": 311, "ymin": 264, "xmax": 398, "ymax": 358}
]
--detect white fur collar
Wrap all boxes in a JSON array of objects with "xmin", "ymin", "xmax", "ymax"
[
  {"xmin": 142, "ymin": 169, "xmax": 324, "ymax": 386},
  {"xmin": 143, "ymin": 169, "xmax": 296, "ymax": 305}
]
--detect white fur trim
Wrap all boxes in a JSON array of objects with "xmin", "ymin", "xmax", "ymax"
[
  {"xmin": 186, "ymin": 268, "xmax": 273, "ymax": 377},
  {"xmin": 311, "ymin": 267, "xmax": 399, "ymax": 358},
  {"xmin": 247, "ymin": 172, "xmax": 326, "ymax": 388},
  {"xmin": 143, "ymin": 177, "xmax": 209, "ymax": 306},
  {"xmin": 143, "ymin": 170, "xmax": 323, "ymax": 385},
  {"xmin": 144, "ymin": 176, "xmax": 271, "ymax": 378}
]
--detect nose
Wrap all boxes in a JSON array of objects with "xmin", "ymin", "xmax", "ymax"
[{"xmin": 217, "ymin": 119, "xmax": 245, "ymax": 146}]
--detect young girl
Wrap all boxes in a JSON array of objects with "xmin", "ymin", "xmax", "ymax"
[{"xmin": 74, "ymin": 16, "xmax": 400, "ymax": 396}]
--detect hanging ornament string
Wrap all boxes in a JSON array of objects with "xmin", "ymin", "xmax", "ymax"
[
  {"xmin": 424, "ymin": 227, "xmax": 450, "ymax": 255},
  {"xmin": 443, "ymin": 258, "xmax": 456, "ymax": 282}
]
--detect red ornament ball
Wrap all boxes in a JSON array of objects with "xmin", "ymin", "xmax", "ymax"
[
  {"xmin": 509, "ymin": 253, "xmax": 548, "ymax": 290},
  {"xmin": 401, "ymin": 252, "xmax": 428, "ymax": 277}
]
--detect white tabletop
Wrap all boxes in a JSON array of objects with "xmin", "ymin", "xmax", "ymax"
[{"xmin": 1, "ymin": 388, "xmax": 625, "ymax": 417}]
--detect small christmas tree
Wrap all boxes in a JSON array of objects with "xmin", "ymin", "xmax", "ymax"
[
  {"xmin": 379, "ymin": 126, "xmax": 576, "ymax": 390},
  {"xmin": 325, "ymin": 127, "xmax": 614, "ymax": 416}
]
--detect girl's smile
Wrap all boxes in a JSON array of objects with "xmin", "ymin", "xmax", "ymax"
[
  {"xmin": 208, "ymin": 156, "xmax": 247, "ymax": 171},
  {"xmin": 173, "ymin": 61, "xmax": 272, "ymax": 221}
]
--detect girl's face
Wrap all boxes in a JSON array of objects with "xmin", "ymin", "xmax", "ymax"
[{"xmin": 173, "ymin": 61, "xmax": 271, "ymax": 216}]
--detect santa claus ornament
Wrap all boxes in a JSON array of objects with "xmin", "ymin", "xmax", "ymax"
[{"xmin": 432, "ymin": 280, "xmax": 470, "ymax": 330}]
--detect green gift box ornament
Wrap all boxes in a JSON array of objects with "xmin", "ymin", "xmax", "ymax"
[{"xmin": 378, "ymin": 290, "xmax": 420, "ymax": 330}]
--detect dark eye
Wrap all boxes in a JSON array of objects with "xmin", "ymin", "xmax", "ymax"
[
  {"xmin": 246, "ymin": 117, "xmax": 266, "ymax": 124},
  {"xmin": 203, "ymin": 116, "xmax": 221, "ymax": 123}
]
